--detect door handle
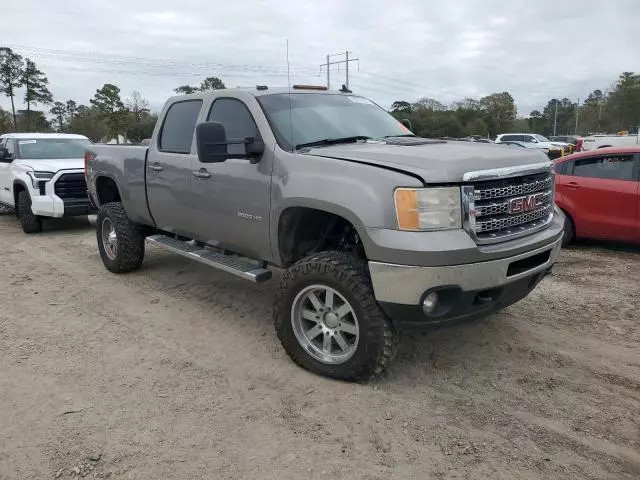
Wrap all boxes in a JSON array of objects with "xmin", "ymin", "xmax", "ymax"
[
  {"xmin": 149, "ymin": 163, "xmax": 163, "ymax": 172},
  {"xmin": 192, "ymin": 169, "xmax": 212, "ymax": 179},
  {"xmin": 567, "ymin": 182, "xmax": 580, "ymax": 189}
]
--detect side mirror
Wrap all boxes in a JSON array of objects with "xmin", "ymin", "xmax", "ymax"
[
  {"xmin": 196, "ymin": 121, "xmax": 264, "ymax": 164},
  {"xmin": 196, "ymin": 122, "xmax": 229, "ymax": 163},
  {"xmin": 401, "ymin": 118, "xmax": 413, "ymax": 131},
  {"xmin": 0, "ymin": 146, "xmax": 10, "ymax": 162}
]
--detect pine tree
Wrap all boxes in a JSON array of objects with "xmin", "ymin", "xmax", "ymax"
[
  {"xmin": 0, "ymin": 47, "xmax": 25, "ymax": 131},
  {"xmin": 22, "ymin": 59, "xmax": 53, "ymax": 129}
]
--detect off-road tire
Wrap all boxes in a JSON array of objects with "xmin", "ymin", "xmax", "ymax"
[
  {"xmin": 274, "ymin": 251, "xmax": 399, "ymax": 381},
  {"xmin": 96, "ymin": 202, "xmax": 145, "ymax": 273},
  {"xmin": 562, "ymin": 212, "xmax": 574, "ymax": 248},
  {"xmin": 17, "ymin": 191, "xmax": 42, "ymax": 233}
]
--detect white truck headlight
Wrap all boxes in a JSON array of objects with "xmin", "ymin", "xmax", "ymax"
[
  {"xmin": 394, "ymin": 187, "xmax": 462, "ymax": 231},
  {"xmin": 27, "ymin": 171, "xmax": 54, "ymax": 189}
]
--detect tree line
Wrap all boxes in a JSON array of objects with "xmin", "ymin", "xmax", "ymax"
[
  {"xmin": 389, "ymin": 72, "xmax": 640, "ymax": 138},
  {"xmin": 0, "ymin": 47, "xmax": 227, "ymax": 142},
  {"xmin": 2, "ymin": 45, "xmax": 639, "ymax": 141}
]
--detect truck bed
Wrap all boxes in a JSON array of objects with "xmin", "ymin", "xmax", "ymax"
[{"xmin": 86, "ymin": 144, "xmax": 153, "ymax": 226}]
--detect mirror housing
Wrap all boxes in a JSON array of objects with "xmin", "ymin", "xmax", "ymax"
[
  {"xmin": 196, "ymin": 122, "xmax": 228, "ymax": 163},
  {"xmin": 196, "ymin": 121, "xmax": 264, "ymax": 163},
  {"xmin": 0, "ymin": 146, "xmax": 10, "ymax": 162}
]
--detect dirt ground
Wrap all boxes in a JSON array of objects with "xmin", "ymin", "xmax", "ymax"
[{"xmin": 0, "ymin": 213, "xmax": 638, "ymax": 480}]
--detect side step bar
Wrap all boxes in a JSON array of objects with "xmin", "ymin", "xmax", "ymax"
[{"xmin": 146, "ymin": 234, "xmax": 272, "ymax": 283}]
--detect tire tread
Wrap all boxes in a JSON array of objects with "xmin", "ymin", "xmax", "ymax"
[
  {"xmin": 273, "ymin": 251, "xmax": 398, "ymax": 381},
  {"xmin": 96, "ymin": 202, "xmax": 145, "ymax": 273}
]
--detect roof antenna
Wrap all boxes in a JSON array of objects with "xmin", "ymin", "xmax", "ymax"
[{"xmin": 287, "ymin": 39, "xmax": 294, "ymax": 151}]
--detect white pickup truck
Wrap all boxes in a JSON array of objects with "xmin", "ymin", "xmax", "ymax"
[
  {"xmin": 581, "ymin": 130, "xmax": 640, "ymax": 151},
  {"xmin": 0, "ymin": 133, "xmax": 95, "ymax": 233}
]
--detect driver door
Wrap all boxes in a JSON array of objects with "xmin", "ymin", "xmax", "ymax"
[{"xmin": 187, "ymin": 97, "xmax": 273, "ymax": 260}]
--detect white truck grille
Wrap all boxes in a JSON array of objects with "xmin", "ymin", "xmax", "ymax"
[{"xmin": 462, "ymin": 163, "xmax": 555, "ymax": 245}]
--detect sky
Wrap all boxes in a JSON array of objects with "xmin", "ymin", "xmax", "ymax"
[{"xmin": 2, "ymin": 0, "xmax": 640, "ymax": 117}]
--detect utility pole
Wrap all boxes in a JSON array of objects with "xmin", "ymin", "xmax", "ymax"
[
  {"xmin": 325, "ymin": 55, "xmax": 330, "ymax": 89},
  {"xmin": 574, "ymin": 97, "xmax": 580, "ymax": 135},
  {"xmin": 553, "ymin": 100, "xmax": 558, "ymax": 136},
  {"xmin": 345, "ymin": 51, "xmax": 350, "ymax": 89},
  {"xmin": 320, "ymin": 51, "xmax": 359, "ymax": 89}
]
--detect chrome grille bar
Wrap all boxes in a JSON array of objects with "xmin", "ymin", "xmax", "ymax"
[{"xmin": 462, "ymin": 162, "xmax": 555, "ymax": 245}]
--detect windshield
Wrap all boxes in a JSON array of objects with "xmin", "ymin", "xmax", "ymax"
[
  {"xmin": 257, "ymin": 93, "xmax": 411, "ymax": 150},
  {"xmin": 17, "ymin": 138, "xmax": 91, "ymax": 159},
  {"xmin": 534, "ymin": 134, "xmax": 551, "ymax": 142}
]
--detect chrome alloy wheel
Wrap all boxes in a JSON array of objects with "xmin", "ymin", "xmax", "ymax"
[
  {"xmin": 291, "ymin": 284, "xmax": 360, "ymax": 364},
  {"xmin": 101, "ymin": 217, "xmax": 118, "ymax": 261}
]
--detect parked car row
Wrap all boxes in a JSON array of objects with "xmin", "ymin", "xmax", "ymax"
[{"xmin": 496, "ymin": 133, "xmax": 574, "ymax": 158}]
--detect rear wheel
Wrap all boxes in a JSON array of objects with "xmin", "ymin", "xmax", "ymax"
[
  {"xmin": 274, "ymin": 251, "xmax": 398, "ymax": 381},
  {"xmin": 17, "ymin": 191, "xmax": 42, "ymax": 234},
  {"xmin": 562, "ymin": 212, "xmax": 574, "ymax": 247},
  {"xmin": 96, "ymin": 202, "xmax": 145, "ymax": 273}
]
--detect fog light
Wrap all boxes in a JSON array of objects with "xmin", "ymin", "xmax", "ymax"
[{"xmin": 422, "ymin": 292, "xmax": 439, "ymax": 314}]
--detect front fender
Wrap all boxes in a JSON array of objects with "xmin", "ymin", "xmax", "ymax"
[{"xmin": 270, "ymin": 152, "xmax": 422, "ymax": 263}]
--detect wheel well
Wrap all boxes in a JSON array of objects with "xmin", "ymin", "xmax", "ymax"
[
  {"xmin": 278, "ymin": 207, "xmax": 364, "ymax": 266},
  {"xmin": 95, "ymin": 176, "xmax": 121, "ymax": 205},
  {"xmin": 13, "ymin": 183, "xmax": 26, "ymax": 216}
]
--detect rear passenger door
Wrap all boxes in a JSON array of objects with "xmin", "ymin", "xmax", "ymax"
[
  {"xmin": 563, "ymin": 153, "xmax": 638, "ymax": 241},
  {"xmin": 146, "ymin": 99, "xmax": 204, "ymax": 236}
]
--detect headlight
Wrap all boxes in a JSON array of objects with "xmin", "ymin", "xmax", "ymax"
[
  {"xmin": 394, "ymin": 187, "xmax": 462, "ymax": 231},
  {"xmin": 27, "ymin": 171, "xmax": 54, "ymax": 189}
]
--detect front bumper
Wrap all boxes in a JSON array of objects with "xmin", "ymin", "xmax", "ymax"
[
  {"xmin": 369, "ymin": 235, "xmax": 562, "ymax": 330},
  {"xmin": 30, "ymin": 195, "xmax": 96, "ymax": 217},
  {"xmin": 29, "ymin": 169, "xmax": 96, "ymax": 217}
]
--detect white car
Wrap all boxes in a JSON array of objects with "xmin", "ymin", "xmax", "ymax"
[
  {"xmin": 580, "ymin": 131, "xmax": 640, "ymax": 151},
  {"xmin": 0, "ymin": 133, "xmax": 95, "ymax": 233},
  {"xmin": 495, "ymin": 133, "xmax": 572, "ymax": 151}
]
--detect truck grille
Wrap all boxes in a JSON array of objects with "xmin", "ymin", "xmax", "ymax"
[
  {"xmin": 54, "ymin": 173, "xmax": 88, "ymax": 199},
  {"xmin": 463, "ymin": 167, "xmax": 554, "ymax": 244}
]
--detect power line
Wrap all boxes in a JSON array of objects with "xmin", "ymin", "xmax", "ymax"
[{"xmin": 320, "ymin": 51, "xmax": 359, "ymax": 89}]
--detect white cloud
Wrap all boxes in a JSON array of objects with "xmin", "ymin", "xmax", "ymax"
[{"xmin": 1, "ymin": 0, "xmax": 639, "ymax": 117}]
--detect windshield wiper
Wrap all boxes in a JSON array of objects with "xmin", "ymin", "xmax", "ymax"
[
  {"xmin": 295, "ymin": 135, "xmax": 372, "ymax": 150},
  {"xmin": 384, "ymin": 134, "xmax": 416, "ymax": 138}
]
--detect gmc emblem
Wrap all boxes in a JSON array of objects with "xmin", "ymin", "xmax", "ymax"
[{"xmin": 508, "ymin": 193, "xmax": 545, "ymax": 214}]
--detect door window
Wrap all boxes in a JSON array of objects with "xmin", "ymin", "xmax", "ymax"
[
  {"xmin": 571, "ymin": 155, "xmax": 636, "ymax": 181},
  {"xmin": 4, "ymin": 139, "xmax": 15, "ymax": 159},
  {"xmin": 207, "ymin": 98, "xmax": 260, "ymax": 155},
  {"xmin": 158, "ymin": 100, "xmax": 203, "ymax": 153}
]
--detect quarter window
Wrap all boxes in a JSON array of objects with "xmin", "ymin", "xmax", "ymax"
[
  {"xmin": 159, "ymin": 100, "xmax": 203, "ymax": 153},
  {"xmin": 571, "ymin": 155, "xmax": 635, "ymax": 181}
]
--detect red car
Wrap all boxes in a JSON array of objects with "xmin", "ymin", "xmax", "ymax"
[{"xmin": 554, "ymin": 147, "xmax": 640, "ymax": 246}]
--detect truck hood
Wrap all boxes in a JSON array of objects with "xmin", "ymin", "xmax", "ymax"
[
  {"xmin": 303, "ymin": 141, "xmax": 550, "ymax": 183},
  {"xmin": 14, "ymin": 158, "xmax": 85, "ymax": 172}
]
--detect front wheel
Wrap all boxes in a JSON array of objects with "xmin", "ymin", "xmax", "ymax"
[
  {"xmin": 17, "ymin": 190, "xmax": 42, "ymax": 234},
  {"xmin": 96, "ymin": 202, "xmax": 145, "ymax": 273},
  {"xmin": 274, "ymin": 252, "xmax": 399, "ymax": 381},
  {"xmin": 562, "ymin": 213, "xmax": 575, "ymax": 248}
]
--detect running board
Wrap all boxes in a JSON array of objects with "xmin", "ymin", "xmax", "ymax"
[{"xmin": 146, "ymin": 234, "xmax": 272, "ymax": 283}]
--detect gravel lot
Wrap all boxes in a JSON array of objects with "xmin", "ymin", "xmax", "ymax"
[{"xmin": 0, "ymin": 213, "xmax": 638, "ymax": 480}]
